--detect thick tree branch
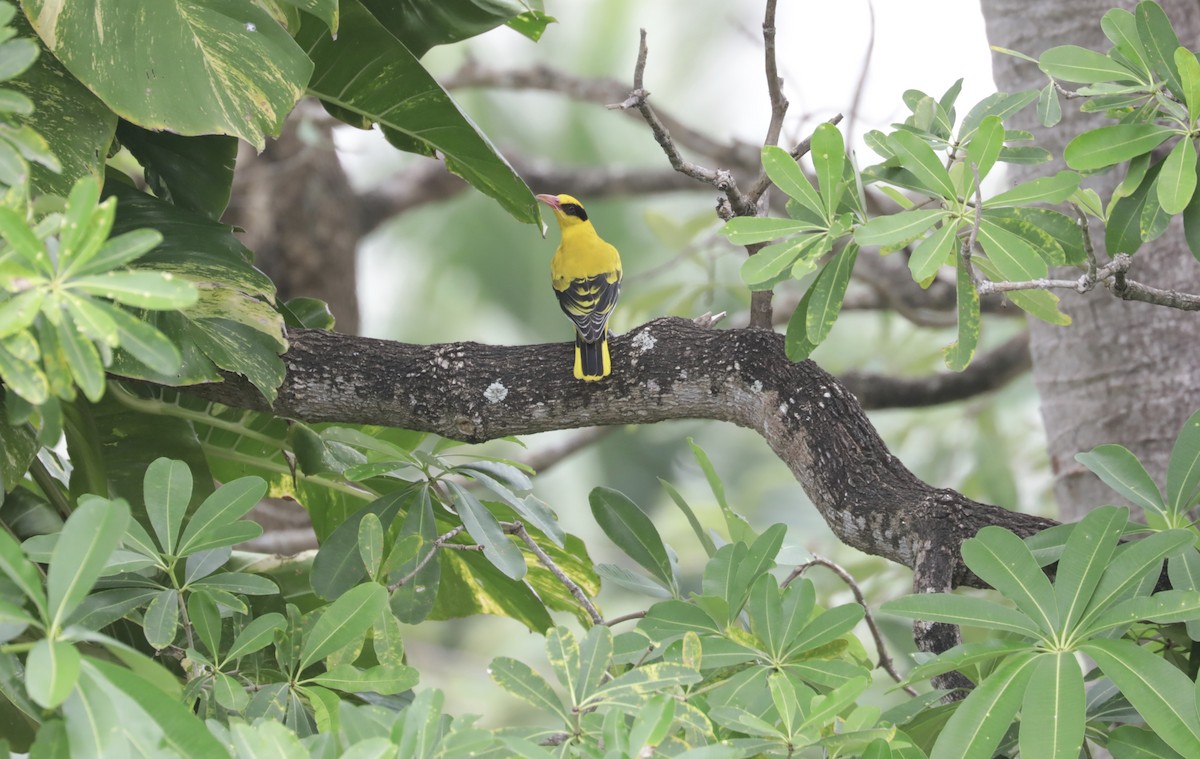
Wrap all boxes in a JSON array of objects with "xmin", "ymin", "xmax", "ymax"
[{"xmin": 180, "ymin": 317, "xmax": 1055, "ymax": 590}]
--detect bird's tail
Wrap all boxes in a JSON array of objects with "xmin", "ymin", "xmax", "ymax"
[{"xmin": 574, "ymin": 333, "xmax": 611, "ymax": 381}]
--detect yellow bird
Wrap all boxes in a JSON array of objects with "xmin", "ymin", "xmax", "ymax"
[{"xmin": 537, "ymin": 193, "xmax": 622, "ymax": 381}]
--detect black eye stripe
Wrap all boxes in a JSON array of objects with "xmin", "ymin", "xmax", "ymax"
[{"xmin": 561, "ymin": 202, "xmax": 588, "ymax": 221}]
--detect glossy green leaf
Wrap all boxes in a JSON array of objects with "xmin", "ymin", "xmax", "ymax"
[
  {"xmin": 69, "ymin": 271, "xmax": 199, "ymax": 310},
  {"xmin": 658, "ymin": 479, "xmax": 717, "ymax": 558},
  {"xmin": 1082, "ymin": 638, "xmax": 1200, "ymax": 756},
  {"xmin": 722, "ymin": 216, "xmax": 823, "ymax": 245},
  {"xmin": 940, "ymin": 244, "xmax": 979, "ymax": 372},
  {"xmin": 187, "ymin": 591, "xmax": 221, "ymax": 658},
  {"xmin": 582, "ymin": 662, "xmax": 701, "ymax": 708},
  {"xmin": 883, "ymin": 593, "xmax": 1041, "ymax": 638},
  {"xmin": 854, "ymin": 210, "xmax": 947, "ymax": 247},
  {"xmin": 1037, "ymin": 82, "xmax": 1062, "ymax": 127},
  {"xmin": 54, "ymin": 318, "xmax": 105, "ymax": 402},
  {"xmin": 1107, "ymin": 725, "xmax": 1184, "ymax": 759},
  {"xmin": 143, "ymin": 457, "xmax": 191, "ymax": 555},
  {"xmin": 308, "ymin": 663, "xmax": 419, "ymax": 695},
  {"xmin": 361, "ymin": 0, "xmax": 535, "ymax": 57},
  {"xmin": 929, "ymin": 652, "xmax": 1037, "ymax": 759},
  {"xmin": 967, "ymin": 115, "xmax": 1005, "ymax": 182},
  {"xmin": 1136, "ymin": 0, "xmax": 1185, "ymax": 100},
  {"xmin": 1176, "ymin": 48, "xmax": 1200, "ymax": 127},
  {"xmin": 223, "ymin": 612, "xmax": 286, "ymax": 663},
  {"xmin": 888, "ymin": 130, "xmax": 956, "ymax": 199},
  {"xmin": 300, "ymin": 0, "xmax": 537, "ymax": 224},
  {"xmin": 762, "ymin": 145, "xmax": 824, "ymax": 216},
  {"xmin": 115, "ymin": 122, "xmax": 237, "ymax": 220},
  {"xmin": 1019, "ymin": 652, "xmax": 1084, "ymax": 759},
  {"xmin": 358, "ymin": 512, "xmax": 383, "ymax": 581},
  {"xmin": 22, "ymin": 0, "xmax": 311, "ymax": 149},
  {"xmin": 1065, "ymin": 124, "xmax": 1175, "ymax": 171},
  {"xmin": 313, "ymin": 490, "xmax": 410, "ymax": 600},
  {"xmin": 1109, "ymin": 159, "xmax": 1164, "ymax": 254},
  {"xmin": 741, "ymin": 234, "xmax": 824, "ymax": 289},
  {"xmin": 26, "ymin": 639, "xmax": 80, "ymax": 709},
  {"xmin": 785, "ymin": 285, "xmax": 819, "ymax": 362},
  {"xmin": 639, "ymin": 600, "xmax": 722, "ymax": 640},
  {"xmin": 1158, "ymin": 138, "xmax": 1197, "ymax": 215},
  {"xmin": 977, "ymin": 218, "xmax": 1048, "ymax": 280},
  {"xmin": 490, "ymin": 656, "xmax": 569, "ymax": 723},
  {"xmin": 1086, "ymin": 589, "xmax": 1200, "ymax": 635},
  {"xmin": 102, "ymin": 303, "xmax": 182, "ymax": 376},
  {"xmin": 910, "ymin": 220, "xmax": 958, "ymax": 283},
  {"xmin": 1167, "ymin": 408, "xmax": 1200, "ymax": 512},
  {"xmin": 1077, "ymin": 529, "xmax": 1195, "ymax": 628},
  {"xmin": 449, "ymin": 482, "xmax": 525, "ymax": 581},
  {"xmin": 959, "ymin": 90, "xmax": 1039, "ymax": 142},
  {"xmin": 47, "ymin": 497, "xmax": 130, "ymax": 632},
  {"xmin": 985, "ymin": 171, "xmax": 1080, "ymax": 208},
  {"xmin": 298, "ymin": 582, "xmax": 387, "ymax": 671},
  {"xmin": 805, "ymin": 243, "xmax": 858, "ymax": 343},
  {"xmin": 961, "ymin": 526, "xmax": 1057, "ymax": 633},
  {"xmin": 387, "ymin": 489, "xmax": 441, "ymax": 624},
  {"xmin": 175, "ymin": 476, "xmax": 267, "ymax": 557},
  {"xmin": 1102, "ymin": 8, "xmax": 1151, "ymax": 77},
  {"xmin": 589, "ymin": 486, "xmax": 675, "ymax": 594},
  {"xmin": 1039, "ymin": 45, "xmax": 1140, "ymax": 83},
  {"xmin": 1053, "ymin": 505, "xmax": 1127, "ymax": 633},
  {"xmin": 1076, "ymin": 444, "xmax": 1166, "ymax": 515},
  {"xmin": 143, "ymin": 589, "xmax": 179, "ymax": 649},
  {"xmin": 811, "ymin": 123, "xmax": 847, "ymax": 217}
]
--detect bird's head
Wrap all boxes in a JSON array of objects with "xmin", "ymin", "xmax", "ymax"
[{"xmin": 536, "ymin": 193, "xmax": 590, "ymax": 229}]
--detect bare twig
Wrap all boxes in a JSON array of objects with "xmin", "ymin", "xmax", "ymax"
[
  {"xmin": 963, "ymin": 163, "xmax": 984, "ymax": 286},
  {"xmin": 523, "ymin": 428, "xmax": 616, "ymax": 474},
  {"xmin": 507, "ymin": 521, "xmax": 604, "ymax": 626},
  {"xmin": 604, "ymin": 611, "xmax": 647, "ymax": 627},
  {"xmin": 760, "ymin": 0, "xmax": 788, "ymax": 150},
  {"xmin": 784, "ymin": 556, "xmax": 917, "ymax": 696},
  {"xmin": 388, "ymin": 525, "xmax": 471, "ymax": 592}
]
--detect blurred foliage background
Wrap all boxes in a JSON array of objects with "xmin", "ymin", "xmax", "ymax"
[{"xmin": 315, "ymin": 0, "xmax": 1054, "ymax": 721}]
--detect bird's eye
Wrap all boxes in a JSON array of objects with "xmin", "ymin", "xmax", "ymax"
[{"xmin": 561, "ymin": 203, "xmax": 588, "ymax": 221}]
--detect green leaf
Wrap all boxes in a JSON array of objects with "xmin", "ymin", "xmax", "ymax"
[
  {"xmin": 1019, "ymin": 652, "xmax": 1084, "ymax": 759},
  {"xmin": 762, "ymin": 145, "xmax": 823, "ymax": 216},
  {"xmin": 1109, "ymin": 159, "xmax": 1164, "ymax": 254},
  {"xmin": 143, "ymin": 588, "xmax": 179, "ymax": 650},
  {"xmin": 1176, "ymin": 48, "xmax": 1200, "ymax": 127},
  {"xmin": 1158, "ymin": 138, "xmax": 1197, "ymax": 215},
  {"xmin": 1064, "ymin": 124, "xmax": 1175, "ymax": 171},
  {"xmin": 581, "ymin": 662, "xmax": 701, "ymax": 708},
  {"xmin": 741, "ymin": 234, "xmax": 824, "ymax": 289},
  {"xmin": 358, "ymin": 512, "xmax": 383, "ymax": 581},
  {"xmin": 360, "ymin": 0, "xmax": 532, "ymax": 57},
  {"xmin": 944, "ymin": 249, "xmax": 981, "ymax": 371},
  {"xmin": 1086, "ymin": 589, "xmax": 1200, "ymax": 635},
  {"xmin": 965, "ymin": 115, "xmax": 1006, "ymax": 185},
  {"xmin": 658, "ymin": 479, "xmax": 717, "ymax": 558},
  {"xmin": 114, "ymin": 122, "xmax": 236, "ymax": 220},
  {"xmin": 785, "ymin": 286, "xmax": 819, "ymax": 362},
  {"xmin": 88, "ymin": 658, "xmax": 227, "ymax": 758},
  {"xmin": 103, "ymin": 303, "xmax": 182, "ymax": 376},
  {"xmin": 1039, "ymin": 45, "xmax": 1140, "ymax": 83},
  {"xmin": 490, "ymin": 656, "xmax": 570, "ymax": 723},
  {"xmin": 722, "ymin": 216, "xmax": 824, "ymax": 245},
  {"xmin": 888, "ymin": 130, "xmax": 956, "ymax": 199},
  {"xmin": 69, "ymin": 270, "xmax": 198, "ymax": 311},
  {"xmin": 575, "ymin": 625, "xmax": 613, "ymax": 706},
  {"xmin": 959, "ymin": 90, "xmax": 1039, "ymax": 142},
  {"xmin": 22, "ymin": 0, "xmax": 311, "ymax": 150},
  {"xmin": 787, "ymin": 603, "xmax": 865, "ymax": 657},
  {"xmin": 298, "ymin": 582, "xmax": 387, "ymax": 671},
  {"xmin": 1075, "ymin": 444, "xmax": 1166, "ymax": 515},
  {"xmin": 1102, "ymin": 8, "xmax": 1151, "ymax": 78},
  {"xmin": 223, "ymin": 612, "xmax": 286, "ymax": 663},
  {"xmin": 985, "ymin": 171, "xmax": 1080, "ymax": 208},
  {"xmin": 961, "ymin": 526, "xmax": 1058, "ymax": 633},
  {"xmin": 47, "ymin": 497, "xmax": 130, "ymax": 632},
  {"xmin": 805, "ymin": 243, "xmax": 858, "ymax": 343},
  {"xmin": 175, "ymin": 476, "xmax": 267, "ymax": 557},
  {"xmin": 308, "ymin": 663, "xmax": 419, "ymax": 695},
  {"xmin": 300, "ymin": 0, "xmax": 537, "ymax": 224},
  {"xmin": 910, "ymin": 220, "xmax": 958, "ymax": 283},
  {"xmin": 449, "ymin": 482, "xmax": 525, "ymax": 581},
  {"xmin": 883, "ymin": 594, "xmax": 1042, "ymax": 638},
  {"xmin": 977, "ymin": 218, "xmax": 1049, "ymax": 281},
  {"xmin": 855, "ymin": 210, "xmax": 947, "ymax": 247},
  {"xmin": 1167, "ymin": 408, "xmax": 1200, "ymax": 512},
  {"xmin": 143, "ymin": 457, "xmax": 192, "ymax": 555},
  {"xmin": 1037, "ymin": 82, "xmax": 1062, "ymax": 127},
  {"xmin": 1082, "ymin": 638, "xmax": 1200, "ymax": 756},
  {"xmin": 1053, "ymin": 505, "xmax": 1127, "ymax": 634},
  {"xmin": 187, "ymin": 591, "xmax": 221, "ymax": 658},
  {"xmin": 812, "ymin": 123, "xmax": 847, "ymax": 218},
  {"xmin": 1077, "ymin": 529, "xmax": 1196, "ymax": 628},
  {"xmin": 387, "ymin": 488, "xmax": 441, "ymax": 624},
  {"xmin": 26, "ymin": 639, "xmax": 80, "ymax": 709},
  {"xmin": 639, "ymin": 600, "xmax": 722, "ymax": 640},
  {"xmin": 589, "ymin": 486, "xmax": 675, "ymax": 595},
  {"xmin": 1107, "ymin": 725, "xmax": 1186, "ymax": 759},
  {"xmin": 929, "ymin": 652, "xmax": 1038, "ymax": 759},
  {"xmin": 313, "ymin": 491, "xmax": 410, "ymax": 600},
  {"xmin": 186, "ymin": 317, "xmax": 286, "ymax": 404},
  {"xmin": 54, "ymin": 318, "xmax": 105, "ymax": 402},
  {"xmin": 1136, "ymin": 0, "xmax": 1185, "ymax": 100}
]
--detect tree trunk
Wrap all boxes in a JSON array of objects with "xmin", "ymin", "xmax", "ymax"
[{"xmin": 980, "ymin": 0, "xmax": 1200, "ymax": 520}]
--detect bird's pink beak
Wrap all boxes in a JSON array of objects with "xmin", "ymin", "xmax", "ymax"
[{"xmin": 535, "ymin": 193, "xmax": 561, "ymax": 210}]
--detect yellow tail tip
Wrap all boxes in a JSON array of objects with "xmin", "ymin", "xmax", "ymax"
[{"xmin": 574, "ymin": 344, "xmax": 610, "ymax": 381}]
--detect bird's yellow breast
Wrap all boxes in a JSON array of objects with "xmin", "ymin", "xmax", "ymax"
[{"xmin": 550, "ymin": 223, "xmax": 622, "ymax": 291}]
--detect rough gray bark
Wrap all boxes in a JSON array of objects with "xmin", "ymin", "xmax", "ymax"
[
  {"xmin": 178, "ymin": 317, "xmax": 1056, "ymax": 590},
  {"xmin": 981, "ymin": 0, "xmax": 1200, "ymax": 519}
]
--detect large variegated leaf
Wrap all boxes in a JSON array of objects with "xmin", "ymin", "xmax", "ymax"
[
  {"xmin": 362, "ymin": 0, "xmax": 546, "ymax": 58},
  {"xmin": 21, "ymin": 0, "xmax": 312, "ymax": 149},
  {"xmin": 299, "ymin": 0, "xmax": 538, "ymax": 224}
]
